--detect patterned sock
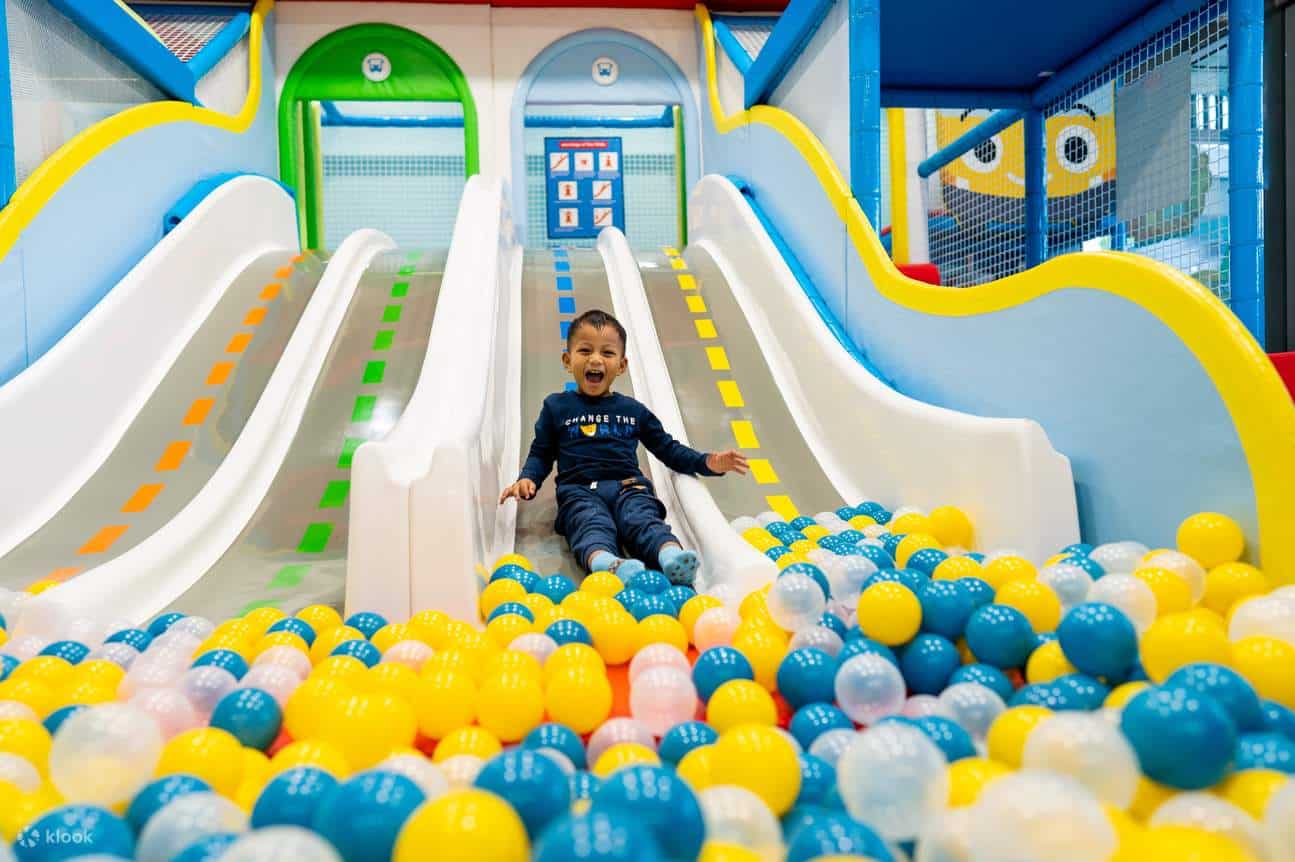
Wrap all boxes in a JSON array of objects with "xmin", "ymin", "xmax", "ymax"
[
  {"xmin": 659, "ymin": 545, "xmax": 700, "ymax": 586},
  {"xmin": 589, "ymin": 550, "xmax": 619, "ymax": 573}
]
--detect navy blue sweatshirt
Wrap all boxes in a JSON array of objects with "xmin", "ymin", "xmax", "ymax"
[{"xmin": 519, "ymin": 391, "xmax": 719, "ymax": 489}]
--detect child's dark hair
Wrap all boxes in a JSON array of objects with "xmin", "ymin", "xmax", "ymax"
[{"xmin": 566, "ymin": 309, "xmax": 627, "ymax": 352}]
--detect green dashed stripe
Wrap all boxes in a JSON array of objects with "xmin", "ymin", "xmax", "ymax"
[
  {"xmin": 373, "ymin": 331, "xmax": 394, "ymax": 351},
  {"xmin": 382, "ymin": 305, "xmax": 403, "ymax": 323},
  {"xmin": 299, "ymin": 523, "xmax": 333, "ymax": 553},
  {"xmin": 391, "ymin": 282, "xmax": 409, "ymax": 298},
  {"xmin": 352, "ymin": 395, "xmax": 377, "ymax": 422},
  {"xmin": 318, "ymin": 480, "xmax": 350, "ymax": 509},
  {"xmin": 338, "ymin": 437, "xmax": 363, "ymax": 469},
  {"xmin": 269, "ymin": 564, "xmax": 309, "ymax": 588},
  {"xmin": 398, "ymin": 265, "xmax": 415, "ymax": 275},
  {"xmin": 363, "ymin": 361, "xmax": 386, "ymax": 384}
]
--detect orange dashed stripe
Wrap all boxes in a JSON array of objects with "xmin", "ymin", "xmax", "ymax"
[
  {"xmin": 79, "ymin": 525, "xmax": 128, "ymax": 555},
  {"xmin": 290, "ymin": 254, "xmax": 306, "ymax": 264},
  {"xmin": 183, "ymin": 398, "xmax": 215, "ymax": 426},
  {"xmin": 121, "ymin": 483, "xmax": 165, "ymax": 513},
  {"xmin": 243, "ymin": 307, "xmax": 267, "ymax": 326},
  {"xmin": 46, "ymin": 567, "xmax": 83, "ymax": 583},
  {"xmin": 155, "ymin": 441, "xmax": 192, "ymax": 472},
  {"xmin": 207, "ymin": 361, "xmax": 235, "ymax": 385},
  {"xmin": 273, "ymin": 266, "xmax": 293, "ymax": 279},
  {"xmin": 260, "ymin": 283, "xmax": 281, "ymax": 301},
  {"xmin": 225, "ymin": 333, "xmax": 253, "ymax": 354}
]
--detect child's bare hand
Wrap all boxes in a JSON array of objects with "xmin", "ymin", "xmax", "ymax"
[
  {"xmin": 707, "ymin": 450, "xmax": 749, "ymax": 475},
  {"xmin": 499, "ymin": 479, "xmax": 537, "ymax": 504}
]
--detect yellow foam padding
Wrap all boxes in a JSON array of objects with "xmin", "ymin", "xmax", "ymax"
[
  {"xmin": 0, "ymin": 0, "xmax": 275, "ymax": 263},
  {"xmin": 695, "ymin": 5, "xmax": 1295, "ymax": 578}
]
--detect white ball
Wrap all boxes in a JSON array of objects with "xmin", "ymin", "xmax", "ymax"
[
  {"xmin": 834, "ymin": 654, "xmax": 906, "ymax": 725},
  {"xmin": 837, "ymin": 722, "xmax": 949, "ymax": 841},
  {"xmin": 628, "ymin": 643, "xmax": 691, "ymax": 685},
  {"xmin": 1141, "ymin": 550, "xmax": 1207, "ymax": 602},
  {"xmin": 586, "ymin": 718, "xmax": 655, "ymax": 765},
  {"xmin": 807, "ymin": 729, "xmax": 857, "ymax": 767},
  {"xmin": 129, "ymin": 688, "xmax": 201, "ymax": 740},
  {"xmin": 0, "ymin": 702, "xmax": 38, "ymax": 722},
  {"xmin": 507, "ymin": 633, "xmax": 558, "ymax": 667},
  {"xmin": 376, "ymin": 753, "xmax": 449, "ymax": 800},
  {"xmin": 789, "ymin": 626, "xmax": 844, "ymax": 658},
  {"xmin": 2, "ymin": 635, "xmax": 49, "ymax": 662},
  {"xmin": 825, "ymin": 557, "xmax": 878, "ymax": 600},
  {"xmin": 1228, "ymin": 596, "xmax": 1295, "ymax": 645},
  {"xmin": 1088, "ymin": 541, "xmax": 1149, "ymax": 576},
  {"xmin": 766, "ymin": 573, "xmax": 827, "ymax": 631},
  {"xmin": 697, "ymin": 785, "xmax": 783, "ymax": 858},
  {"xmin": 705, "ymin": 584, "xmax": 742, "ymax": 609},
  {"xmin": 439, "ymin": 754, "xmax": 484, "ymax": 787},
  {"xmin": 730, "ymin": 516, "xmax": 760, "ymax": 534},
  {"xmin": 137, "ymin": 792, "xmax": 247, "ymax": 862},
  {"xmin": 1022, "ymin": 712, "xmax": 1139, "ymax": 807},
  {"xmin": 901, "ymin": 695, "xmax": 954, "ymax": 720},
  {"xmin": 755, "ymin": 511, "xmax": 783, "ymax": 527},
  {"xmin": 0, "ymin": 752, "xmax": 40, "ymax": 792},
  {"xmin": 237, "ymin": 665, "xmax": 302, "ymax": 706},
  {"xmin": 50, "ymin": 703, "xmax": 163, "ymax": 806},
  {"xmin": 167, "ymin": 616, "xmax": 216, "ymax": 641},
  {"xmin": 381, "ymin": 640, "xmax": 435, "ymax": 671},
  {"xmin": 175, "ymin": 666, "xmax": 239, "ymax": 718},
  {"xmin": 216, "ymin": 826, "xmax": 338, "ymax": 862},
  {"xmin": 1263, "ymin": 780, "xmax": 1295, "ymax": 862},
  {"xmin": 535, "ymin": 747, "xmax": 577, "ymax": 775},
  {"xmin": 629, "ymin": 666, "xmax": 698, "ymax": 737},
  {"xmin": 86, "ymin": 643, "xmax": 139, "ymax": 669},
  {"xmin": 938, "ymin": 682, "xmax": 1007, "ymax": 742},
  {"xmin": 1151, "ymin": 793, "xmax": 1264, "ymax": 857},
  {"xmin": 1038, "ymin": 563, "xmax": 1094, "ymax": 611},
  {"xmin": 967, "ymin": 769, "xmax": 1116, "ymax": 862},
  {"xmin": 253, "ymin": 645, "xmax": 312, "ymax": 679},
  {"xmin": 1088, "ymin": 574, "xmax": 1157, "ymax": 633}
]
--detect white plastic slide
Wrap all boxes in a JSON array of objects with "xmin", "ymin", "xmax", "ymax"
[
  {"xmin": 43, "ymin": 228, "xmax": 397, "ymax": 622},
  {"xmin": 347, "ymin": 177, "xmax": 518, "ymax": 624},
  {"xmin": 0, "ymin": 176, "xmax": 297, "ymax": 559}
]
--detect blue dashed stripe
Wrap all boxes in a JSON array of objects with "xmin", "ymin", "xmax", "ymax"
[
  {"xmin": 554, "ymin": 260, "xmax": 571, "ymax": 272},
  {"xmin": 558, "ymin": 296, "xmax": 576, "ymax": 314},
  {"xmin": 560, "ymin": 320, "xmax": 572, "ymax": 340},
  {"xmin": 556, "ymin": 277, "xmax": 573, "ymax": 291},
  {"xmin": 555, "ymin": 249, "xmax": 575, "ymax": 347}
]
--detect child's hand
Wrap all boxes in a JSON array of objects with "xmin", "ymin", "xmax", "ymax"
[
  {"xmin": 707, "ymin": 450, "xmax": 749, "ymax": 475},
  {"xmin": 499, "ymin": 479, "xmax": 537, "ymax": 504}
]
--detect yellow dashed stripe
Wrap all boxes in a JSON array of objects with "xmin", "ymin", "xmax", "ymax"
[
  {"xmin": 670, "ymin": 257, "xmax": 688, "ymax": 270},
  {"xmin": 677, "ymin": 274, "xmax": 698, "ymax": 291},
  {"xmin": 731, "ymin": 420, "xmax": 760, "ymax": 449},
  {"xmin": 685, "ymin": 295, "xmax": 707, "ymax": 313},
  {"xmin": 748, "ymin": 459, "xmax": 780, "ymax": 484},
  {"xmin": 695, "ymin": 319, "xmax": 717, "ymax": 339},
  {"xmin": 706, "ymin": 346, "xmax": 731, "ymax": 371},
  {"xmin": 717, "ymin": 380, "xmax": 745, "ymax": 407},
  {"xmin": 766, "ymin": 495, "xmax": 800, "ymax": 520}
]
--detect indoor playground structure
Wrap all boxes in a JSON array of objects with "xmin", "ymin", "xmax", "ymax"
[{"xmin": 0, "ymin": 0, "xmax": 1294, "ymax": 860}]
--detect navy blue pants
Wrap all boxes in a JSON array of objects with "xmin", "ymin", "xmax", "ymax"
[{"xmin": 555, "ymin": 477, "xmax": 678, "ymax": 572}]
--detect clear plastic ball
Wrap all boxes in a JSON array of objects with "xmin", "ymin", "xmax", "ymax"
[
  {"xmin": 0, "ymin": 590, "xmax": 30, "ymax": 628},
  {"xmin": 693, "ymin": 607, "xmax": 741, "ymax": 652},
  {"xmin": 439, "ymin": 754, "xmax": 484, "ymax": 787},
  {"xmin": 697, "ymin": 785, "xmax": 783, "ymax": 859},
  {"xmin": 902, "ymin": 695, "xmax": 954, "ymax": 720},
  {"xmin": 380, "ymin": 640, "xmax": 435, "ymax": 671},
  {"xmin": 0, "ymin": 702, "xmax": 38, "ymax": 721},
  {"xmin": 755, "ymin": 511, "xmax": 783, "ymax": 527},
  {"xmin": 766, "ymin": 573, "xmax": 827, "ymax": 631},
  {"xmin": 808, "ymin": 728, "xmax": 857, "ymax": 767},
  {"xmin": 806, "ymin": 549, "xmax": 833, "ymax": 566},
  {"xmin": 1022, "ymin": 712, "xmax": 1139, "ymax": 807},
  {"xmin": 253, "ymin": 645, "xmax": 312, "ymax": 679},
  {"xmin": 1088, "ymin": 574, "xmax": 1157, "ymax": 633},
  {"xmin": 825, "ymin": 557, "xmax": 878, "ymax": 601},
  {"xmin": 508, "ymin": 633, "xmax": 559, "ymax": 667},
  {"xmin": 2, "ymin": 635, "xmax": 49, "ymax": 661},
  {"xmin": 167, "ymin": 616, "xmax": 216, "ymax": 641},
  {"xmin": 862, "ymin": 525, "xmax": 888, "ymax": 539},
  {"xmin": 377, "ymin": 753, "xmax": 450, "ymax": 800},
  {"xmin": 129, "ymin": 688, "xmax": 202, "ymax": 739},
  {"xmin": 629, "ymin": 666, "xmax": 698, "ymax": 737},
  {"xmin": 1228, "ymin": 596, "xmax": 1295, "ymax": 644},
  {"xmin": 176, "ymin": 666, "xmax": 239, "ymax": 717},
  {"xmin": 1263, "ymin": 780, "xmax": 1295, "ymax": 862},
  {"xmin": 835, "ymin": 653, "xmax": 906, "ymax": 724},
  {"xmin": 1088, "ymin": 541, "xmax": 1149, "ymax": 576},
  {"xmin": 937, "ymin": 682, "xmax": 1007, "ymax": 742},
  {"xmin": 148, "ymin": 631, "xmax": 204, "ymax": 659},
  {"xmin": 731, "ymin": 516, "xmax": 760, "ymax": 533},
  {"xmin": 1142, "ymin": 550, "xmax": 1207, "ymax": 602},
  {"xmin": 587, "ymin": 718, "xmax": 655, "ymax": 765},
  {"xmin": 1150, "ymin": 793, "xmax": 1264, "ymax": 857},
  {"xmin": 535, "ymin": 747, "xmax": 577, "ymax": 775},
  {"xmin": 966, "ymin": 769, "xmax": 1116, "ymax": 862},
  {"xmin": 915, "ymin": 806, "xmax": 974, "ymax": 862},
  {"xmin": 50, "ymin": 703, "xmax": 164, "ymax": 806},
  {"xmin": 236, "ymin": 666, "xmax": 302, "ymax": 706},
  {"xmin": 87, "ymin": 642, "xmax": 139, "ymax": 669},
  {"xmin": 64, "ymin": 617, "xmax": 108, "ymax": 647},
  {"xmin": 219, "ymin": 826, "xmax": 341, "ymax": 862},
  {"xmin": 789, "ymin": 626, "xmax": 844, "ymax": 657},
  {"xmin": 11, "ymin": 598, "xmax": 71, "ymax": 641},
  {"xmin": 628, "ymin": 643, "xmax": 691, "ymax": 685},
  {"xmin": 119, "ymin": 653, "xmax": 188, "ymax": 698},
  {"xmin": 837, "ymin": 721, "xmax": 949, "ymax": 841},
  {"xmin": 705, "ymin": 584, "xmax": 741, "ymax": 608},
  {"xmin": 0, "ymin": 752, "xmax": 40, "ymax": 792},
  {"xmin": 1038, "ymin": 563, "xmax": 1094, "ymax": 611},
  {"xmin": 136, "ymin": 792, "xmax": 248, "ymax": 862}
]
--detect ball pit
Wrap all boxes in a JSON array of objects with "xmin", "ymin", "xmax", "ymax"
[{"xmin": 0, "ymin": 506, "xmax": 1292, "ymax": 861}]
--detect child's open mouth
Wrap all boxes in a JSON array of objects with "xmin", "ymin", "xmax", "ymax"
[{"xmin": 585, "ymin": 370, "xmax": 605, "ymax": 385}]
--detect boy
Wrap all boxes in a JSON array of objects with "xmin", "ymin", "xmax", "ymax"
[{"xmin": 500, "ymin": 309, "xmax": 748, "ymax": 584}]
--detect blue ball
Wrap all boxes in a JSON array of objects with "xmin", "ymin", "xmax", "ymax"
[
  {"xmin": 545, "ymin": 619, "xmax": 593, "ymax": 647},
  {"xmin": 836, "ymin": 529, "xmax": 866, "ymax": 545},
  {"xmin": 171, "ymin": 833, "xmax": 238, "ymax": 862},
  {"xmin": 837, "ymin": 637, "xmax": 898, "ymax": 667},
  {"xmin": 14, "ymin": 805, "xmax": 133, "ymax": 862},
  {"xmin": 491, "ymin": 563, "xmax": 534, "ymax": 583},
  {"xmin": 836, "ymin": 506, "xmax": 858, "ymax": 521},
  {"xmin": 1053, "ymin": 674, "xmax": 1110, "ymax": 711},
  {"xmin": 266, "ymin": 618, "xmax": 317, "ymax": 646},
  {"xmin": 633, "ymin": 594, "xmax": 676, "ymax": 621},
  {"xmin": 1056, "ymin": 603, "xmax": 1138, "ymax": 679},
  {"xmin": 780, "ymin": 563, "xmax": 831, "ymax": 600},
  {"xmin": 104, "ymin": 628, "xmax": 151, "ymax": 652},
  {"xmin": 330, "ymin": 639, "xmax": 381, "ymax": 668},
  {"xmin": 949, "ymin": 664, "xmax": 1015, "ymax": 703},
  {"xmin": 38, "ymin": 641, "xmax": 88, "ymax": 665},
  {"xmin": 692, "ymin": 647, "xmax": 754, "ymax": 702},
  {"xmin": 190, "ymin": 649, "xmax": 248, "ymax": 681},
  {"xmin": 1062, "ymin": 543, "xmax": 1094, "ymax": 556},
  {"xmin": 899, "ymin": 634, "xmax": 961, "ymax": 695},
  {"xmin": 312, "ymin": 770, "xmax": 425, "ymax": 862},
  {"xmin": 795, "ymin": 753, "xmax": 836, "ymax": 806},
  {"xmin": 487, "ymin": 602, "xmax": 535, "ymax": 624},
  {"xmin": 591, "ymin": 765, "xmax": 704, "ymax": 861},
  {"xmin": 125, "ymin": 774, "xmax": 212, "ymax": 832},
  {"xmin": 0, "ymin": 655, "xmax": 17, "ymax": 683},
  {"xmin": 906, "ymin": 548, "xmax": 949, "ymax": 576},
  {"xmin": 627, "ymin": 570, "xmax": 669, "ymax": 596},
  {"xmin": 959, "ymin": 577, "xmax": 995, "ymax": 609},
  {"xmin": 474, "ymin": 749, "xmax": 571, "ymax": 837},
  {"xmin": 1165, "ymin": 663, "xmax": 1264, "ymax": 733},
  {"xmin": 344, "ymin": 612, "xmax": 388, "ymax": 639},
  {"xmin": 536, "ymin": 575, "xmax": 578, "ymax": 604},
  {"xmin": 569, "ymin": 770, "xmax": 601, "ymax": 802},
  {"xmin": 1067, "ymin": 555, "xmax": 1106, "ymax": 580},
  {"xmin": 785, "ymin": 811, "xmax": 889, "ymax": 862},
  {"xmin": 662, "ymin": 586, "xmax": 696, "ymax": 614},
  {"xmin": 765, "ymin": 545, "xmax": 791, "ymax": 562},
  {"xmin": 210, "ymin": 688, "xmax": 282, "ymax": 751},
  {"xmin": 614, "ymin": 588, "xmax": 647, "ymax": 618},
  {"xmin": 534, "ymin": 811, "xmax": 662, "ymax": 862},
  {"xmin": 817, "ymin": 613, "xmax": 848, "ymax": 639},
  {"xmin": 789, "ymin": 516, "xmax": 816, "ymax": 531},
  {"xmin": 965, "ymin": 605, "xmax": 1037, "ymax": 669},
  {"xmin": 854, "ymin": 544, "xmax": 895, "ymax": 570},
  {"xmin": 523, "ymin": 723, "xmax": 587, "ymax": 769},
  {"xmin": 788, "ymin": 703, "xmax": 854, "ymax": 749},
  {"xmin": 1010, "ymin": 683, "xmax": 1067, "ymax": 709},
  {"xmin": 658, "ymin": 721, "xmax": 718, "ymax": 765},
  {"xmin": 1261, "ymin": 700, "xmax": 1295, "ymax": 741},
  {"xmin": 1120, "ymin": 685, "xmax": 1238, "ymax": 789},
  {"xmin": 880, "ymin": 534, "xmax": 905, "ymax": 556},
  {"xmin": 918, "ymin": 580, "xmax": 974, "ymax": 640},
  {"xmin": 865, "ymin": 568, "xmax": 924, "ymax": 594},
  {"xmin": 251, "ymin": 767, "xmax": 338, "ymax": 829},
  {"xmin": 147, "ymin": 613, "xmax": 185, "ymax": 638},
  {"xmin": 1235, "ymin": 733, "xmax": 1295, "ymax": 774},
  {"xmin": 43, "ymin": 705, "xmax": 87, "ymax": 737},
  {"xmin": 777, "ymin": 648, "xmax": 837, "ymax": 709},
  {"xmin": 915, "ymin": 716, "xmax": 976, "ymax": 761}
]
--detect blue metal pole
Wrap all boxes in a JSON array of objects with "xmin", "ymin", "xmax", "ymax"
[
  {"xmin": 1229, "ymin": 0, "xmax": 1264, "ymax": 342},
  {"xmin": 0, "ymin": 0, "xmax": 15, "ymax": 206},
  {"xmin": 916, "ymin": 109, "xmax": 1024, "ymax": 179},
  {"xmin": 1024, "ymin": 109, "xmax": 1047, "ymax": 267},
  {"xmin": 849, "ymin": 0, "xmax": 881, "ymax": 229}
]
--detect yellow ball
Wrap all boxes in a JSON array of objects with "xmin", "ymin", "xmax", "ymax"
[
  {"xmin": 483, "ymin": 650, "xmax": 543, "ymax": 682},
  {"xmin": 479, "ymin": 580, "xmax": 527, "ymax": 619},
  {"xmin": 801, "ymin": 525, "xmax": 830, "ymax": 542},
  {"xmin": 370, "ymin": 623, "xmax": 416, "ymax": 653},
  {"xmin": 775, "ymin": 553, "xmax": 811, "ymax": 571},
  {"xmin": 296, "ymin": 604, "xmax": 344, "ymax": 633},
  {"xmin": 284, "ymin": 677, "xmax": 351, "ymax": 740},
  {"xmin": 408, "ymin": 610, "xmax": 450, "ymax": 648},
  {"xmin": 364, "ymin": 661, "xmax": 421, "ymax": 702},
  {"xmin": 311, "ymin": 655, "xmax": 369, "ymax": 686},
  {"xmin": 730, "ymin": 627, "xmax": 787, "ymax": 690},
  {"xmin": 933, "ymin": 556, "xmax": 984, "ymax": 581},
  {"xmin": 1134, "ymin": 567, "xmax": 1193, "ymax": 616},
  {"xmin": 986, "ymin": 705, "xmax": 1051, "ymax": 768},
  {"xmin": 590, "ymin": 612, "xmax": 639, "ymax": 666},
  {"xmin": 675, "ymin": 744, "xmax": 715, "ymax": 791},
  {"xmin": 0, "ymin": 782, "xmax": 60, "ymax": 842},
  {"xmin": 544, "ymin": 643, "xmax": 606, "ymax": 679},
  {"xmin": 1216, "ymin": 769, "xmax": 1287, "ymax": 820},
  {"xmin": 1105, "ymin": 804, "xmax": 1143, "ymax": 858},
  {"xmin": 947, "ymin": 757, "xmax": 1010, "ymax": 807},
  {"xmin": 1132, "ymin": 825, "xmax": 1257, "ymax": 862},
  {"xmin": 680, "ymin": 595, "xmax": 723, "ymax": 642},
  {"xmin": 518, "ymin": 593, "xmax": 554, "ymax": 618},
  {"xmin": 1177, "ymin": 512, "xmax": 1245, "ymax": 570},
  {"xmin": 1129, "ymin": 776, "xmax": 1176, "ymax": 821},
  {"xmin": 996, "ymin": 580, "xmax": 1062, "ymax": 633},
  {"xmin": 981, "ymin": 555, "xmax": 1038, "ymax": 590},
  {"xmin": 476, "ymin": 671, "xmax": 544, "ymax": 743},
  {"xmin": 738, "ymin": 588, "xmax": 770, "ymax": 621},
  {"xmin": 268, "ymin": 739, "xmax": 351, "ymax": 778},
  {"xmin": 1105, "ymin": 681, "xmax": 1151, "ymax": 709},
  {"xmin": 411, "ymin": 668, "xmax": 477, "ymax": 740},
  {"xmin": 309, "ymin": 626, "xmax": 366, "ymax": 665},
  {"xmin": 73, "ymin": 660, "xmax": 126, "ymax": 691},
  {"xmin": 707, "ymin": 680, "xmax": 777, "ymax": 732},
  {"xmin": 741, "ymin": 526, "xmax": 779, "ymax": 551},
  {"xmin": 697, "ymin": 842, "xmax": 762, "ymax": 862},
  {"xmin": 0, "ymin": 679, "xmax": 55, "ymax": 718},
  {"xmin": 316, "ymin": 692, "xmax": 417, "ymax": 771},
  {"xmin": 252, "ymin": 631, "xmax": 309, "ymax": 659},
  {"xmin": 433, "ymin": 726, "xmax": 502, "ymax": 764},
  {"xmin": 242, "ymin": 607, "xmax": 286, "ymax": 637},
  {"xmin": 929, "ymin": 506, "xmax": 975, "ymax": 549},
  {"xmin": 1203, "ymin": 563, "xmax": 1268, "ymax": 616},
  {"xmin": 637, "ymin": 615, "xmax": 688, "ymax": 653},
  {"xmin": 787, "ymin": 540, "xmax": 814, "ymax": 555},
  {"xmin": 9, "ymin": 657, "xmax": 73, "ymax": 690},
  {"xmin": 493, "ymin": 553, "xmax": 534, "ymax": 572},
  {"xmin": 710, "ymin": 724, "xmax": 801, "ymax": 815},
  {"xmin": 1140, "ymin": 612, "xmax": 1232, "ymax": 683},
  {"xmin": 485, "ymin": 614, "xmax": 535, "ymax": 650},
  {"xmin": 1231, "ymin": 636, "xmax": 1295, "ymax": 709},
  {"xmin": 896, "ymin": 533, "xmax": 942, "ymax": 568},
  {"xmin": 856, "ymin": 582, "xmax": 922, "ymax": 646},
  {"xmin": 890, "ymin": 512, "xmax": 931, "ymax": 535},
  {"xmin": 592, "ymin": 742, "xmax": 659, "ymax": 778},
  {"xmin": 847, "ymin": 514, "xmax": 877, "ymax": 531},
  {"xmin": 54, "ymin": 682, "xmax": 114, "ymax": 708},
  {"xmin": 1025, "ymin": 640, "xmax": 1076, "ymax": 684},
  {"xmin": 157, "ymin": 728, "xmax": 245, "ymax": 797},
  {"xmin": 581, "ymin": 571, "xmax": 624, "ymax": 597},
  {"xmin": 394, "ymin": 789, "xmax": 529, "ymax": 862},
  {"xmin": 544, "ymin": 664, "xmax": 613, "ymax": 734},
  {"xmin": 0, "ymin": 721, "xmax": 51, "ymax": 774}
]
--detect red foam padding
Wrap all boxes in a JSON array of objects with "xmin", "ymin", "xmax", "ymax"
[
  {"xmin": 898, "ymin": 263, "xmax": 941, "ymax": 286},
  {"xmin": 1271, "ymin": 353, "xmax": 1295, "ymax": 401}
]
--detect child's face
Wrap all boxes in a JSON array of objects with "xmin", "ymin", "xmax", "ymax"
[{"xmin": 563, "ymin": 323, "xmax": 628, "ymax": 397}]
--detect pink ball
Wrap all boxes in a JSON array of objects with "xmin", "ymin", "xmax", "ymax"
[
  {"xmin": 237, "ymin": 666, "xmax": 302, "ymax": 706},
  {"xmin": 506, "ymin": 634, "xmax": 557, "ymax": 668},
  {"xmin": 628, "ymin": 643, "xmax": 690, "ymax": 686},
  {"xmin": 129, "ymin": 688, "xmax": 201, "ymax": 739},
  {"xmin": 628, "ymin": 666, "xmax": 698, "ymax": 736},
  {"xmin": 252, "ymin": 646, "xmax": 311, "ymax": 680},
  {"xmin": 381, "ymin": 640, "xmax": 435, "ymax": 671},
  {"xmin": 587, "ymin": 718, "xmax": 656, "ymax": 765},
  {"xmin": 693, "ymin": 607, "xmax": 740, "ymax": 652},
  {"xmin": 176, "ymin": 666, "xmax": 238, "ymax": 718},
  {"xmin": 87, "ymin": 643, "xmax": 139, "ymax": 670}
]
